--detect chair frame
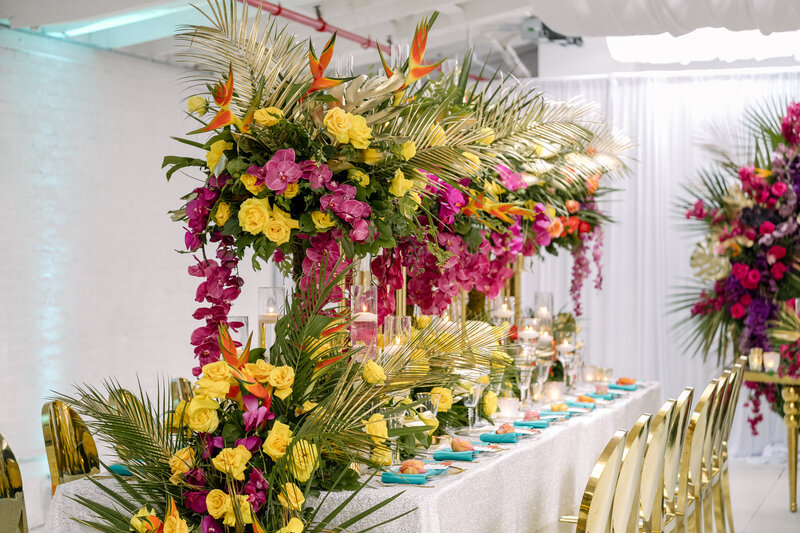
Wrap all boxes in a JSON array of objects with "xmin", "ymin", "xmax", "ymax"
[
  {"xmin": 641, "ymin": 399, "xmax": 676, "ymax": 533},
  {"xmin": 612, "ymin": 414, "xmax": 651, "ymax": 533}
]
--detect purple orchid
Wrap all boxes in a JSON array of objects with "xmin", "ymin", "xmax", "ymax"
[
  {"xmin": 201, "ymin": 516, "xmax": 223, "ymax": 533},
  {"xmin": 263, "ymin": 149, "xmax": 302, "ymax": 194},
  {"xmin": 235, "ymin": 435, "xmax": 264, "ymax": 452},
  {"xmin": 184, "ymin": 491, "xmax": 209, "ymax": 513},
  {"xmin": 300, "ymin": 160, "xmax": 332, "ymax": 190},
  {"xmin": 244, "ymin": 468, "xmax": 269, "ymax": 512},
  {"xmin": 349, "ymin": 219, "xmax": 370, "ymax": 242}
]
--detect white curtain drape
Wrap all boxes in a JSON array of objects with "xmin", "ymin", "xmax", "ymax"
[{"xmin": 517, "ymin": 66, "xmax": 800, "ymax": 456}]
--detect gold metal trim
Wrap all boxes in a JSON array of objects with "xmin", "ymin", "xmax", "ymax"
[
  {"xmin": 641, "ymin": 399, "xmax": 676, "ymax": 533},
  {"xmin": 612, "ymin": 414, "xmax": 651, "ymax": 533},
  {"xmin": 0, "ymin": 432, "xmax": 27, "ymax": 533},
  {"xmin": 577, "ymin": 429, "xmax": 627, "ymax": 533},
  {"xmin": 41, "ymin": 401, "xmax": 100, "ymax": 494}
]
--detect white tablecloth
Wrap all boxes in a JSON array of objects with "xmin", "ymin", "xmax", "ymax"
[{"xmin": 46, "ymin": 383, "xmax": 662, "ymax": 533}]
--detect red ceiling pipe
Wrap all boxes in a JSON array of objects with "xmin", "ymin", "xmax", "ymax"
[{"xmin": 238, "ymin": 0, "xmax": 391, "ymax": 53}]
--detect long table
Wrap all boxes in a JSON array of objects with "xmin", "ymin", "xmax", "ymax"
[{"xmin": 46, "ymin": 382, "xmax": 662, "ymax": 533}]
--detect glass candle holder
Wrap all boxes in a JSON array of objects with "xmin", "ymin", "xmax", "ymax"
[
  {"xmin": 518, "ymin": 317, "xmax": 541, "ymax": 350},
  {"xmin": 497, "ymin": 397, "xmax": 520, "ymax": 418},
  {"xmin": 493, "ymin": 295, "xmax": 515, "ymax": 325},
  {"xmin": 351, "ymin": 286, "xmax": 378, "ymax": 362},
  {"xmin": 582, "ymin": 365, "xmax": 598, "ymax": 383},
  {"xmin": 544, "ymin": 381, "xmax": 565, "ymax": 402},
  {"xmin": 534, "ymin": 291, "xmax": 554, "ymax": 328},
  {"xmin": 763, "ymin": 351, "xmax": 780, "ymax": 372},
  {"xmin": 228, "ymin": 316, "xmax": 250, "ymax": 353},
  {"xmin": 259, "ymin": 287, "xmax": 286, "ymax": 352},
  {"xmin": 748, "ymin": 348, "xmax": 764, "ymax": 371}
]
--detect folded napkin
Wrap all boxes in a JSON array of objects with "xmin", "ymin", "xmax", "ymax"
[
  {"xmin": 609, "ymin": 383, "xmax": 637, "ymax": 391},
  {"xmin": 566, "ymin": 401, "xmax": 596, "ymax": 410},
  {"xmin": 588, "ymin": 392, "xmax": 616, "ymax": 401},
  {"xmin": 381, "ymin": 471, "xmax": 427, "ymax": 484},
  {"xmin": 513, "ymin": 420, "xmax": 550, "ymax": 429},
  {"xmin": 480, "ymin": 432, "xmax": 518, "ymax": 443},
  {"xmin": 433, "ymin": 450, "xmax": 476, "ymax": 462},
  {"xmin": 107, "ymin": 464, "xmax": 133, "ymax": 476}
]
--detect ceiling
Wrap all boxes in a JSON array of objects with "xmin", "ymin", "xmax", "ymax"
[{"xmin": 3, "ymin": 0, "xmax": 800, "ymax": 77}]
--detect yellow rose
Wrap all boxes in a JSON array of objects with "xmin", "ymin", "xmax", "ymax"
[
  {"xmin": 371, "ymin": 445, "xmax": 392, "ymax": 466},
  {"xmin": 408, "ymin": 191, "xmax": 421, "ymax": 208},
  {"xmin": 238, "ymin": 197, "xmax": 271, "ymax": 235},
  {"xmin": 187, "ymin": 96, "xmax": 207, "ymax": 115},
  {"xmin": 389, "ymin": 169, "xmax": 414, "ymax": 197},
  {"xmin": 222, "ymin": 495, "xmax": 252, "ymax": 526},
  {"xmin": 163, "ymin": 516, "xmax": 189, "ymax": 533},
  {"xmin": 265, "ymin": 217, "xmax": 291, "ymax": 245},
  {"xmin": 263, "ymin": 420, "xmax": 293, "ymax": 461},
  {"xmin": 211, "ymin": 446, "xmax": 252, "ymax": 481},
  {"xmin": 167, "ymin": 400, "xmax": 189, "ymax": 429},
  {"xmin": 240, "ymin": 173, "xmax": 266, "ymax": 195},
  {"xmin": 348, "ymin": 114, "xmax": 372, "ymax": 149},
  {"xmin": 278, "ymin": 483, "xmax": 306, "ymax": 511},
  {"xmin": 289, "ymin": 439, "xmax": 319, "ymax": 482},
  {"xmin": 254, "ymin": 106, "xmax": 284, "ymax": 127},
  {"xmin": 419, "ymin": 413, "xmax": 439, "ymax": 432},
  {"xmin": 196, "ymin": 361, "xmax": 233, "ymax": 398},
  {"xmin": 311, "ymin": 211, "xmax": 336, "ymax": 230},
  {"xmin": 130, "ymin": 507, "xmax": 158, "ymax": 533},
  {"xmin": 295, "ymin": 400, "xmax": 317, "ymax": 415},
  {"xmin": 168, "ymin": 446, "xmax": 195, "ymax": 485},
  {"xmin": 428, "ymin": 124, "xmax": 446, "ymax": 146},
  {"xmin": 363, "ymin": 413, "xmax": 388, "ymax": 444},
  {"xmin": 214, "ymin": 201, "xmax": 231, "ymax": 226},
  {"xmin": 462, "ymin": 152, "xmax": 481, "ymax": 174},
  {"xmin": 276, "ymin": 517, "xmax": 305, "ymax": 533},
  {"xmin": 283, "ymin": 182, "xmax": 299, "ymax": 199},
  {"xmin": 362, "ymin": 360, "xmax": 387, "ymax": 384},
  {"xmin": 400, "ymin": 140, "xmax": 417, "ymax": 160},
  {"xmin": 272, "ymin": 205, "xmax": 300, "ymax": 229},
  {"xmin": 206, "ymin": 140, "xmax": 233, "ymax": 172},
  {"xmin": 483, "ymin": 390, "xmax": 498, "ymax": 415},
  {"xmin": 323, "ymin": 107, "xmax": 351, "ymax": 144},
  {"xmin": 244, "ymin": 359, "xmax": 274, "ymax": 383},
  {"xmin": 187, "ymin": 395, "xmax": 220, "ymax": 433},
  {"xmin": 477, "ymin": 127, "xmax": 495, "ymax": 145},
  {"xmin": 206, "ymin": 490, "xmax": 232, "ymax": 520},
  {"xmin": 360, "ymin": 148, "xmax": 383, "ymax": 165},
  {"xmin": 269, "ymin": 366, "xmax": 295, "ymax": 400},
  {"xmin": 430, "ymin": 387, "xmax": 453, "ymax": 412},
  {"xmin": 348, "ymin": 168, "xmax": 370, "ymax": 187},
  {"xmin": 477, "ymin": 375, "xmax": 490, "ymax": 384}
]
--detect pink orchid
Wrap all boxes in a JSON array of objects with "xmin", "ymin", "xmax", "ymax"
[{"xmin": 263, "ymin": 149, "xmax": 302, "ymax": 194}]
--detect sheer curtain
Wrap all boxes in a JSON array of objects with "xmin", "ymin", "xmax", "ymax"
[{"xmin": 517, "ymin": 67, "xmax": 800, "ymax": 456}]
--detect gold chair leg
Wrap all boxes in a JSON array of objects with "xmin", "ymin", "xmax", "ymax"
[
  {"xmin": 721, "ymin": 466, "xmax": 735, "ymax": 533},
  {"xmin": 782, "ymin": 385, "xmax": 800, "ymax": 513},
  {"xmin": 712, "ymin": 476, "xmax": 727, "ymax": 533},
  {"xmin": 702, "ymin": 487, "xmax": 714, "ymax": 533}
]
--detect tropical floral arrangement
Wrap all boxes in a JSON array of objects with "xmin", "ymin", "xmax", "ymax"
[
  {"xmin": 62, "ymin": 266, "xmax": 507, "ymax": 532},
  {"xmin": 676, "ymin": 100, "xmax": 800, "ymax": 432}
]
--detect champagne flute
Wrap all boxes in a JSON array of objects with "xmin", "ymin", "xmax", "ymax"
[{"xmin": 463, "ymin": 382, "xmax": 487, "ymax": 433}]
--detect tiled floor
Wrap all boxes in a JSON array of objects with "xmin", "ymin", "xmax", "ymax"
[{"xmin": 729, "ymin": 458, "xmax": 800, "ymax": 532}]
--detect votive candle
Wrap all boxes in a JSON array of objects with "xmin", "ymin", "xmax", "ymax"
[
  {"xmin": 748, "ymin": 348, "xmax": 763, "ymax": 372},
  {"xmin": 763, "ymin": 351, "xmax": 780, "ymax": 372}
]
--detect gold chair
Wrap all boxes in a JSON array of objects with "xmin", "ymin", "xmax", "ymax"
[
  {"xmin": 560, "ymin": 429, "xmax": 628, "ymax": 532},
  {"xmin": 170, "ymin": 377, "xmax": 194, "ymax": 408},
  {"xmin": 640, "ymin": 399, "xmax": 676, "ymax": 533},
  {"xmin": 0, "ymin": 432, "xmax": 27, "ymax": 533},
  {"xmin": 612, "ymin": 414, "xmax": 651, "ymax": 532},
  {"xmin": 41, "ymin": 401, "xmax": 100, "ymax": 494},
  {"xmin": 662, "ymin": 387, "xmax": 695, "ymax": 531},
  {"xmin": 701, "ymin": 371, "xmax": 730, "ymax": 533},
  {"xmin": 675, "ymin": 379, "xmax": 718, "ymax": 533}
]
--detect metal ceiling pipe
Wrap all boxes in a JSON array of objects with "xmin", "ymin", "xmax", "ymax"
[{"xmin": 238, "ymin": 0, "xmax": 391, "ymax": 53}]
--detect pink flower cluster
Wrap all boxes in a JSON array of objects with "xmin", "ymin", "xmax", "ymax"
[
  {"xmin": 781, "ymin": 102, "xmax": 800, "ymax": 145},
  {"xmin": 320, "ymin": 182, "xmax": 373, "ymax": 242},
  {"xmin": 185, "ymin": 175, "xmax": 228, "ymax": 251},
  {"xmin": 188, "ymin": 241, "xmax": 243, "ymax": 376},
  {"xmin": 495, "ymin": 164, "xmax": 526, "ymax": 191},
  {"xmin": 300, "ymin": 229, "xmax": 351, "ymax": 301},
  {"xmin": 246, "ymin": 148, "xmax": 332, "ymax": 195}
]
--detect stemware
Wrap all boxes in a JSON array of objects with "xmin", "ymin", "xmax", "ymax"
[
  {"xmin": 463, "ymin": 382, "xmax": 487, "ymax": 433},
  {"xmin": 227, "ymin": 315, "xmax": 249, "ymax": 353},
  {"xmin": 415, "ymin": 392, "xmax": 441, "ymax": 419},
  {"xmin": 515, "ymin": 351, "xmax": 534, "ymax": 409},
  {"xmin": 555, "ymin": 331, "xmax": 577, "ymax": 392},
  {"xmin": 533, "ymin": 291, "xmax": 554, "ymax": 328},
  {"xmin": 533, "ymin": 356, "xmax": 553, "ymax": 407},
  {"xmin": 491, "ymin": 344, "xmax": 522, "ymax": 394}
]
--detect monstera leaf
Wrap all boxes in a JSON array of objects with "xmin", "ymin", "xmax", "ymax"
[{"xmin": 690, "ymin": 239, "xmax": 731, "ymax": 281}]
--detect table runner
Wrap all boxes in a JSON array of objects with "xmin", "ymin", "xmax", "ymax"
[{"xmin": 45, "ymin": 382, "xmax": 661, "ymax": 533}]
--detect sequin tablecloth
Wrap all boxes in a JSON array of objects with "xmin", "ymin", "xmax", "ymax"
[{"xmin": 46, "ymin": 382, "xmax": 661, "ymax": 533}]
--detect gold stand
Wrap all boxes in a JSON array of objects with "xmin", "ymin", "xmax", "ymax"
[
  {"xmin": 395, "ymin": 266, "xmax": 407, "ymax": 316},
  {"xmin": 744, "ymin": 371, "xmax": 800, "ymax": 512},
  {"xmin": 513, "ymin": 255, "xmax": 523, "ymax": 325}
]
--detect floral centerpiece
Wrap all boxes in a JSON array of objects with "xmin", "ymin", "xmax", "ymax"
[{"xmin": 677, "ymin": 101, "xmax": 800, "ymax": 432}]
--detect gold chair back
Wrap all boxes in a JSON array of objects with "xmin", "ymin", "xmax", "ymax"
[
  {"xmin": 170, "ymin": 378, "xmax": 194, "ymax": 408},
  {"xmin": 0, "ymin": 432, "xmax": 27, "ymax": 533},
  {"xmin": 612, "ymin": 414, "xmax": 651, "ymax": 533},
  {"xmin": 41, "ymin": 401, "xmax": 100, "ymax": 493},
  {"xmin": 722, "ymin": 357, "xmax": 747, "ymax": 444},
  {"xmin": 640, "ymin": 399, "xmax": 676, "ymax": 532},
  {"xmin": 711, "ymin": 370, "xmax": 733, "ymax": 460},
  {"xmin": 677, "ymin": 379, "xmax": 718, "ymax": 528},
  {"xmin": 577, "ymin": 429, "xmax": 627, "ymax": 533},
  {"xmin": 663, "ymin": 387, "xmax": 694, "ymax": 511}
]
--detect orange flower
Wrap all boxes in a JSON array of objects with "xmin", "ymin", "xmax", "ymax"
[
  {"xmin": 565, "ymin": 200, "xmax": 580, "ymax": 214},
  {"xmin": 548, "ymin": 217, "xmax": 564, "ymax": 238},
  {"xmin": 585, "ymin": 174, "xmax": 600, "ymax": 195},
  {"xmin": 565, "ymin": 216, "xmax": 580, "ymax": 234}
]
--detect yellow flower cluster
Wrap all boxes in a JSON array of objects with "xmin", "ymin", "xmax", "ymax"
[
  {"xmin": 276, "ymin": 517, "xmax": 305, "ymax": 533},
  {"xmin": 263, "ymin": 419, "xmax": 292, "ymax": 461},
  {"xmin": 389, "ymin": 169, "xmax": 414, "ymax": 197},
  {"xmin": 238, "ymin": 198, "xmax": 299, "ymax": 244},
  {"xmin": 289, "ymin": 439, "xmax": 319, "ymax": 482},
  {"xmin": 186, "ymin": 394, "xmax": 220, "ymax": 433},
  {"xmin": 362, "ymin": 360, "xmax": 386, "ymax": 384},
  {"xmin": 430, "ymin": 387, "xmax": 453, "ymax": 412},
  {"xmin": 323, "ymin": 108, "xmax": 373, "ymax": 149},
  {"xmin": 168, "ymin": 446, "xmax": 195, "ymax": 485},
  {"xmin": 195, "ymin": 361, "xmax": 232, "ymax": 399},
  {"xmin": 363, "ymin": 413, "xmax": 388, "ymax": 444},
  {"xmin": 311, "ymin": 210, "xmax": 335, "ymax": 230},
  {"xmin": 211, "ymin": 445, "xmax": 252, "ymax": 481},
  {"xmin": 206, "ymin": 490, "xmax": 252, "ymax": 526}
]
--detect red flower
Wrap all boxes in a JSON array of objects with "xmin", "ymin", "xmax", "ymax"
[
  {"xmin": 578, "ymin": 220, "xmax": 592, "ymax": 233},
  {"xmin": 564, "ymin": 216, "xmax": 580, "ymax": 234},
  {"xmin": 740, "ymin": 293, "xmax": 752, "ymax": 306},
  {"xmin": 772, "ymin": 181, "xmax": 788, "ymax": 197},
  {"xmin": 760, "ymin": 221, "xmax": 775, "ymax": 235},
  {"xmin": 771, "ymin": 262, "xmax": 787, "ymax": 280},
  {"xmin": 741, "ymin": 269, "xmax": 761, "ymax": 289},
  {"xmin": 732, "ymin": 263, "xmax": 749, "ymax": 280},
  {"xmin": 730, "ymin": 303, "xmax": 746, "ymax": 319},
  {"xmin": 566, "ymin": 200, "xmax": 580, "ymax": 214},
  {"xmin": 767, "ymin": 245, "xmax": 786, "ymax": 264}
]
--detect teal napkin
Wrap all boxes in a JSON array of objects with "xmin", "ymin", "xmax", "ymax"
[
  {"xmin": 381, "ymin": 471, "xmax": 427, "ymax": 484},
  {"xmin": 513, "ymin": 420, "xmax": 550, "ymax": 429},
  {"xmin": 609, "ymin": 383, "xmax": 637, "ymax": 391},
  {"xmin": 108, "ymin": 464, "xmax": 133, "ymax": 476},
  {"xmin": 566, "ymin": 401, "xmax": 595, "ymax": 410},
  {"xmin": 433, "ymin": 450, "xmax": 476, "ymax": 461},
  {"xmin": 480, "ymin": 432, "xmax": 518, "ymax": 443},
  {"xmin": 588, "ymin": 393, "xmax": 616, "ymax": 401}
]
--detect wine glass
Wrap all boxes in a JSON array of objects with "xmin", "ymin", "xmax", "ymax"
[
  {"xmin": 533, "ymin": 356, "xmax": 553, "ymax": 407},
  {"xmin": 463, "ymin": 382, "xmax": 487, "ymax": 433},
  {"xmin": 415, "ymin": 392, "xmax": 440, "ymax": 418},
  {"xmin": 515, "ymin": 351, "xmax": 534, "ymax": 409},
  {"xmin": 555, "ymin": 331, "xmax": 576, "ymax": 393}
]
